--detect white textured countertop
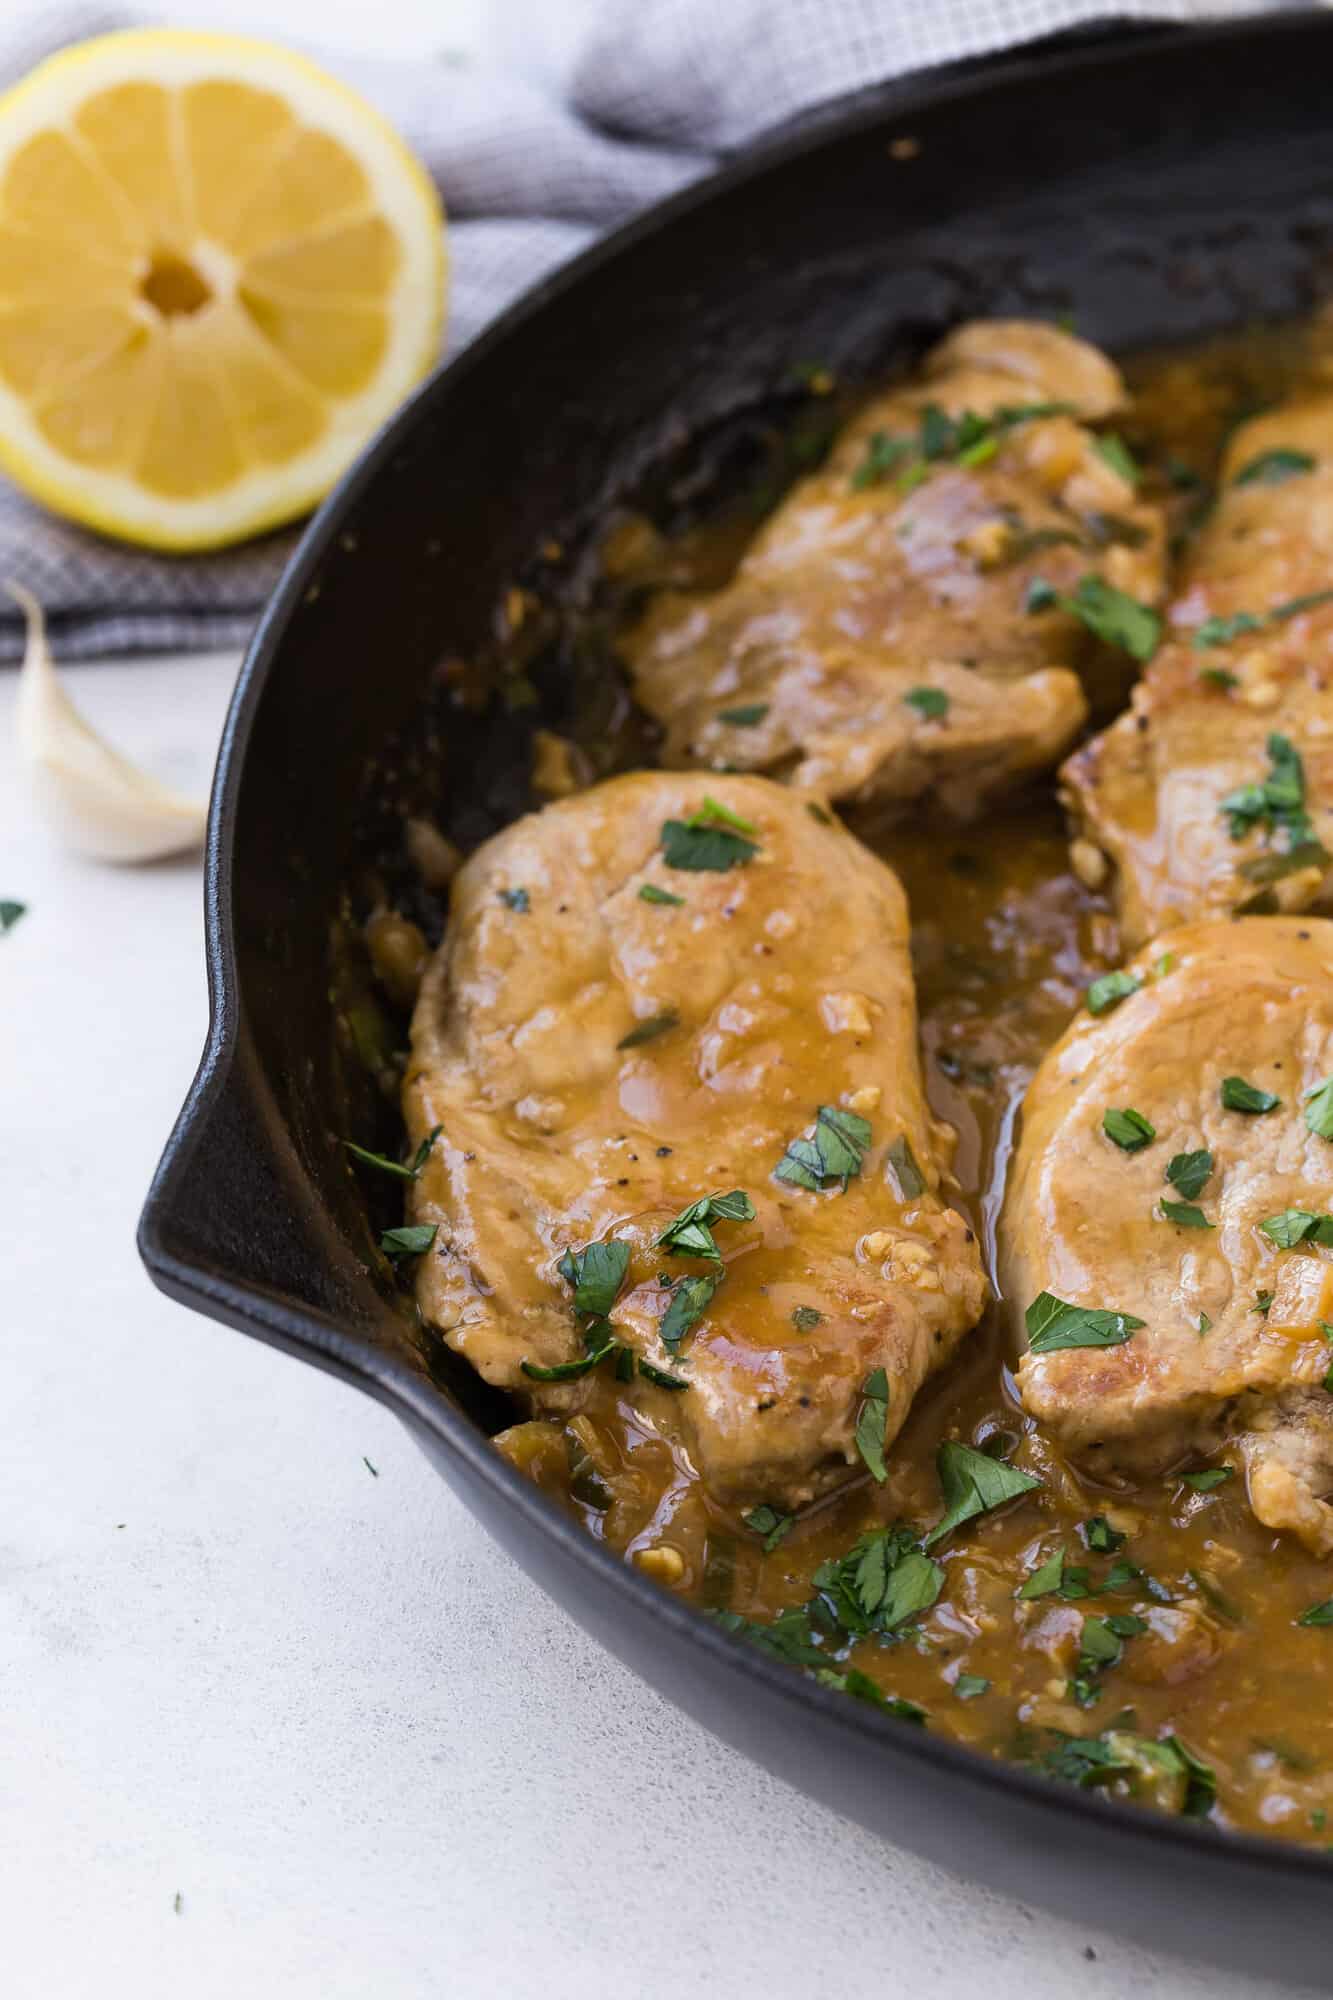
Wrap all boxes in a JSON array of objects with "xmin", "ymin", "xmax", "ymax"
[{"xmin": 0, "ymin": 1, "xmax": 1321, "ymax": 1993}]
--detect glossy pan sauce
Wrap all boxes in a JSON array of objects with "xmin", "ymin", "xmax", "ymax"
[{"xmin": 380, "ymin": 323, "xmax": 1333, "ymax": 1845}]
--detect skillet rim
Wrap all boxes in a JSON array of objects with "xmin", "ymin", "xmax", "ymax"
[{"xmin": 139, "ymin": 6, "xmax": 1333, "ymax": 1887}]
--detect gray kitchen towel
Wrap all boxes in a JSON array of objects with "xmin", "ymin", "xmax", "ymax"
[{"xmin": 0, "ymin": 0, "xmax": 1249, "ymax": 659}]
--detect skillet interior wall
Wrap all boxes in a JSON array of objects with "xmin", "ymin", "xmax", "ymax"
[{"xmin": 197, "ymin": 19, "xmax": 1333, "ymax": 1410}]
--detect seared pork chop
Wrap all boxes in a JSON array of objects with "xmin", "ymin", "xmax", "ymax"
[
  {"xmin": 622, "ymin": 320, "xmax": 1167, "ymax": 815},
  {"xmin": 1002, "ymin": 917, "xmax": 1333, "ymax": 1552},
  {"xmin": 403, "ymin": 773, "xmax": 987, "ymax": 1508},
  {"xmin": 1064, "ymin": 399, "xmax": 1333, "ymax": 948}
]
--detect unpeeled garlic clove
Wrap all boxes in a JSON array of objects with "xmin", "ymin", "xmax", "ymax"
[{"xmin": 11, "ymin": 582, "xmax": 208, "ymax": 863}]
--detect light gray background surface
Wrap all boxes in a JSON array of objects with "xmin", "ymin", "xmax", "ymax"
[{"xmin": 1, "ymin": 3, "xmax": 1320, "ymax": 1995}]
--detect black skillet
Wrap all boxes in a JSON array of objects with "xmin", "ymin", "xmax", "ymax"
[{"xmin": 140, "ymin": 14, "xmax": 1333, "ymax": 1974}]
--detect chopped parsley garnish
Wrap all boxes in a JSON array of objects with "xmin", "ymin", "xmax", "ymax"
[
  {"xmin": 379, "ymin": 1222, "xmax": 438, "ymax": 1259},
  {"xmin": 1200, "ymin": 666, "xmax": 1239, "ymax": 690},
  {"xmin": 521, "ymin": 1329, "xmax": 617, "ymax": 1383},
  {"xmin": 343, "ymin": 1123, "xmax": 442, "ymax": 1183},
  {"xmin": 1019, "ymin": 1548, "xmax": 1066, "ymax": 1599},
  {"xmin": 1166, "ymin": 1148, "xmax": 1213, "ymax": 1200},
  {"xmin": 638, "ymin": 883, "xmax": 684, "ymax": 907},
  {"xmin": 744, "ymin": 1504, "xmax": 795, "ymax": 1552},
  {"xmin": 660, "ymin": 799, "xmax": 759, "ymax": 871},
  {"xmin": 1037, "ymin": 1731, "xmax": 1215, "ymax": 1817},
  {"xmin": 1253, "ymin": 1289, "xmax": 1274, "ymax": 1316},
  {"xmin": 791, "ymin": 1305, "xmax": 823, "ymax": 1331},
  {"xmin": 558, "ymin": 1239, "xmax": 631, "ymax": 1316},
  {"xmin": 1086, "ymin": 969, "xmax": 1141, "ymax": 1016},
  {"xmin": 1297, "ymin": 1599, "xmax": 1333, "ymax": 1627},
  {"xmin": 718, "ymin": 703, "xmax": 769, "ymax": 725},
  {"xmin": 1183, "ymin": 1467, "xmax": 1234, "ymax": 1493},
  {"xmin": 618, "ymin": 1010, "xmax": 679, "ymax": 1049},
  {"xmin": 1194, "ymin": 587, "xmax": 1333, "ymax": 649},
  {"xmin": 904, "ymin": 686, "xmax": 949, "ymax": 721},
  {"xmin": 1103, "ymin": 1106, "xmax": 1155, "ymax": 1152},
  {"xmin": 1233, "ymin": 447, "xmax": 1316, "ymax": 486},
  {"xmin": 954, "ymin": 1674, "xmax": 990, "ymax": 1700},
  {"xmin": 1025, "ymin": 572, "xmax": 1161, "ymax": 661},
  {"xmin": 1220, "ymin": 1074, "xmax": 1281, "ymax": 1114},
  {"xmin": 0, "ymin": 899, "xmax": 26, "ymax": 935},
  {"xmin": 711, "ymin": 1606, "xmax": 828, "ymax": 1669},
  {"xmin": 814, "ymin": 1523, "xmax": 943, "ymax": 1634},
  {"xmin": 1199, "ymin": 1312, "xmax": 1213, "ymax": 1335},
  {"xmin": 887, "ymin": 1133, "xmax": 926, "ymax": 1199},
  {"xmin": 656, "ymin": 1188, "xmax": 755, "ymax": 1261},
  {"xmin": 637, "ymin": 1357, "xmax": 689, "ymax": 1391},
  {"xmin": 855, "ymin": 1367, "xmax": 891, "ymax": 1483},
  {"xmin": 1220, "ymin": 733, "xmax": 1317, "ymax": 853},
  {"xmin": 1304, "ymin": 1075, "xmax": 1333, "ymax": 1141},
  {"xmin": 1260, "ymin": 1208, "xmax": 1333, "ymax": 1248},
  {"xmin": 1158, "ymin": 1200, "xmax": 1213, "ymax": 1229},
  {"xmin": 659, "ymin": 1272, "xmax": 719, "ymax": 1353},
  {"xmin": 851, "ymin": 429, "xmax": 914, "ymax": 489},
  {"xmin": 498, "ymin": 887, "xmax": 530, "ymax": 912},
  {"xmin": 1083, "ymin": 1516, "xmax": 1126, "ymax": 1554},
  {"xmin": 775, "ymin": 1104, "xmax": 872, "ymax": 1191},
  {"xmin": 813, "ymin": 1669, "xmax": 926, "ymax": 1722},
  {"xmin": 923, "ymin": 1439, "xmax": 1041, "ymax": 1549},
  {"xmin": 1094, "ymin": 432, "xmax": 1139, "ymax": 486},
  {"xmin": 1026, "ymin": 1292, "xmax": 1145, "ymax": 1355}
]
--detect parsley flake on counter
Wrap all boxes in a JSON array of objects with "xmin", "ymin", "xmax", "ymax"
[
  {"xmin": 1103, "ymin": 1106, "xmax": 1156, "ymax": 1152},
  {"xmin": 638, "ymin": 883, "xmax": 684, "ymax": 907},
  {"xmin": 1166, "ymin": 1148, "xmax": 1213, "ymax": 1200},
  {"xmin": 1220, "ymin": 1074, "xmax": 1281, "ymax": 1114},
  {"xmin": 1086, "ymin": 969, "xmax": 1141, "ymax": 1016},
  {"xmin": 1158, "ymin": 1200, "xmax": 1213, "ymax": 1230},
  {"xmin": 1304, "ymin": 1075, "xmax": 1333, "ymax": 1141},
  {"xmin": 380, "ymin": 1223, "xmax": 438, "ymax": 1259},
  {"xmin": 498, "ymin": 886, "xmax": 530, "ymax": 912},
  {"xmin": 343, "ymin": 1122, "xmax": 442, "ymax": 1183},
  {"xmin": 1260, "ymin": 1208, "xmax": 1333, "ymax": 1249},
  {"xmin": 791, "ymin": 1305, "xmax": 823, "ymax": 1331},
  {"xmin": 1026, "ymin": 1292, "xmax": 1145, "ymax": 1355},
  {"xmin": 923, "ymin": 1439, "xmax": 1041, "ymax": 1549},
  {"xmin": 718, "ymin": 703, "xmax": 769, "ymax": 725},
  {"xmin": 775, "ymin": 1103, "xmax": 873, "ymax": 1191},
  {"xmin": 954, "ymin": 1674, "xmax": 990, "ymax": 1700},
  {"xmin": 0, "ymin": 899, "xmax": 26, "ymax": 935},
  {"xmin": 1233, "ymin": 447, "xmax": 1316, "ymax": 486},
  {"xmin": 656, "ymin": 1188, "xmax": 755, "ymax": 1261},
  {"xmin": 744, "ymin": 1504, "xmax": 795, "ymax": 1553},
  {"xmin": 1026, "ymin": 572, "xmax": 1161, "ymax": 661},
  {"xmin": 1183, "ymin": 1467, "xmax": 1234, "ymax": 1493},
  {"xmin": 660, "ymin": 798, "xmax": 759, "ymax": 871},
  {"xmin": 904, "ymin": 686, "xmax": 949, "ymax": 721},
  {"xmin": 855, "ymin": 1367, "xmax": 891, "ymax": 1484},
  {"xmin": 558, "ymin": 1239, "xmax": 631, "ymax": 1316},
  {"xmin": 660, "ymin": 1272, "xmax": 719, "ymax": 1353},
  {"xmin": 1298, "ymin": 1599, "xmax": 1333, "ymax": 1627}
]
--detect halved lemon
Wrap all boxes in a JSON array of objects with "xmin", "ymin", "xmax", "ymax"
[{"xmin": 0, "ymin": 29, "xmax": 446, "ymax": 549}]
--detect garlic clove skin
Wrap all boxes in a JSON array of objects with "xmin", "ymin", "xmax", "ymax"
[{"xmin": 11, "ymin": 582, "xmax": 209, "ymax": 864}]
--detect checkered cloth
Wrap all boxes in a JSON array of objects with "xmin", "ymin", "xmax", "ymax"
[{"xmin": 0, "ymin": 0, "xmax": 1254, "ymax": 658}]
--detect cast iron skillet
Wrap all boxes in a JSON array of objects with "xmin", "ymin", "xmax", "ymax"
[{"xmin": 141, "ymin": 15, "xmax": 1333, "ymax": 1974}]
